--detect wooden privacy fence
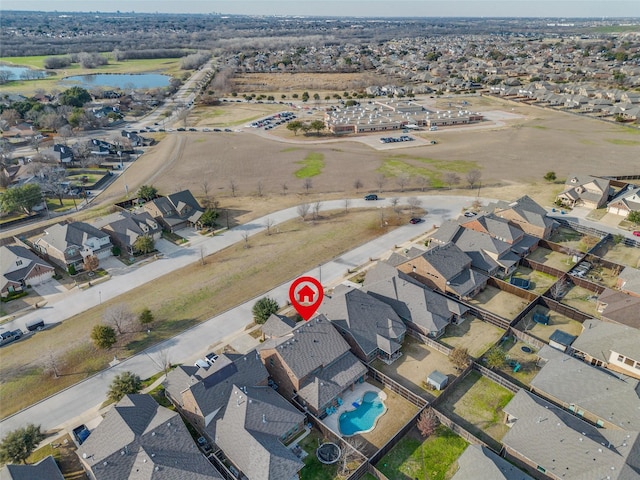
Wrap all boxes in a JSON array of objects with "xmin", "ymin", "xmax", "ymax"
[
  {"xmin": 472, "ymin": 363, "xmax": 520, "ymax": 394},
  {"xmin": 489, "ymin": 277, "xmax": 539, "ymax": 303},
  {"xmin": 430, "ymin": 408, "xmax": 491, "ymax": 449},
  {"xmin": 522, "ymin": 257, "xmax": 566, "ymax": 278},
  {"xmin": 367, "ymin": 365, "xmax": 428, "ymax": 408},
  {"xmin": 406, "ymin": 329, "xmax": 452, "ymax": 355},
  {"xmin": 539, "ymin": 296, "xmax": 592, "ymax": 323},
  {"xmin": 369, "ymin": 408, "xmax": 425, "ymax": 464},
  {"xmin": 508, "ymin": 326, "xmax": 545, "ymax": 350}
]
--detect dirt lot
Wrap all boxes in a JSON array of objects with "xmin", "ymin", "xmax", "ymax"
[
  {"xmin": 516, "ymin": 307, "xmax": 584, "ymax": 343},
  {"xmin": 372, "ymin": 336, "xmax": 458, "ymax": 401},
  {"xmin": 468, "ymin": 286, "xmax": 530, "ymax": 320},
  {"xmin": 438, "ymin": 317, "xmax": 504, "ymax": 359},
  {"xmin": 527, "ymin": 247, "xmax": 575, "ymax": 272}
]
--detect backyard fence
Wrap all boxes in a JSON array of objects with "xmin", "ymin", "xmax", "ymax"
[
  {"xmin": 368, "ymin": 407, "xmax": 426, "ymax": 464},
  {"xmin": 428, "ymin": 364, "xmax": 474, "ymax": 409},
  {"xmin": 367, "ymin": 365, "xmax": 429, "ymax": 408},
  {"xmin": 430, "ymin": 408, "xmax": 492, "ymax": 449},
  {"xmin": 462, "ymin": 303, "xmax": 511, "ymax": 330},
  {"xmin": 472, "ymin": 363, "xmax": 520, "ymax": 394},
  {"xmin": 406, "ymin": 329, "xmax": 452, "ymax": 355},
  {"xmin": 489, "ymin": 277, "xmax": 539, "ymax": 303},
  {"xmin": 508, "ymin": 326, "xmax": 545, "ymax": 350},
  {"xmin": 538, "ymin": 296, "xmax": 593, "ymax": 323},
  {"xmin": 511, "ymin": 296, "xmax": 545, "ymax": 332},
  {"xmin": 210, "ymin": 449, "xmax": 240, "ymax": 480},
  {"xmin": 521, "ymin": 257, "xmax": 566, "ymax": 279},
  {"xmin": 586, "ymin": 234, "xmax": 612, "ymax": 257},
  {"xmin": 584, "ymin": 252, "xmax": 624, "ymax": 275}
]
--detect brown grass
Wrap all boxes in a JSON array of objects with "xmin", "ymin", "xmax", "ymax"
[{"xmin": 0, "ymin": 209, "xmax": 397, "ymax": 419}]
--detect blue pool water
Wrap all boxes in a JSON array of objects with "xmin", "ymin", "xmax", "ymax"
[{"xmin": 339, "ymin": 391, "xmax": 386, "ymax": 436}]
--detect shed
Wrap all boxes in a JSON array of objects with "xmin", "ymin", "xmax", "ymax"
[
  {"xmin": 427, "ymin": 370, "xmax": 449, "ymax": 391},
  {"xmin": 548, "ymin": 329, "xmax": 576, "ymax": 353}
]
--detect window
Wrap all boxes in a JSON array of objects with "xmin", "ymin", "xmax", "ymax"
[
  {"xmin": 537, "ymin": 466, "xmax": 546, "ymax": 473},
  {"xmin": 624, "ymin": 357, "xmax": 634, "ymax": 367},
  {"xmin": 618, "ymin": 354, "xmax": 625, "ymax": 362},
  {"xmin": 596, "ymin": 420, "xmax": 604, "ymax": 427},
  {"xmin": 15, "ymin": 260, "xmax": 22, "ymax": 267}
]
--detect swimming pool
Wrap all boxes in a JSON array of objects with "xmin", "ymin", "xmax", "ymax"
[{"xmin": 339, "ymin": 391, "xmax": 386, "ymax": 436}]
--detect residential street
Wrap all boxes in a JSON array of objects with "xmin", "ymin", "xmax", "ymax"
[{"xmin": 0, "ymin": 195, "xmax": 477, "ymax": 436}]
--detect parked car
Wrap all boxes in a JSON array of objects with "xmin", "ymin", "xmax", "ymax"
[
  {"xmin": 633, "ymin": 231, "xmax": 640, "ymax": 237},
  {"xmin": 25, "ymin": 318, "xmax": 44, "ymax": 331},
  {"xmin": 464, "ymin": 211, "xmax": 477, "ymax": 217},
  {"xmin": 205, "ymin": 353, "xmax": 219, "ymax": 365},
  {"xmin": 364, "ymin": 194, "xmax": 378, "ymax": 201},
  {"xmin": 0, "ymin": 329, "xmax": 23, "ymax": 347},
  {"xmin": 409, "ymin": 218, "xmax": 422, "ymax": 224}
]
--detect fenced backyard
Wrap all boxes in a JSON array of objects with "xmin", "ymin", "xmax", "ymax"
[
  {"xmin": 508, "ymin": 265, "xmax": 558, "ymax": 295},
  {"xmin": 467, "ymin": 286, "xmax": 530, "ymax": 321},
  {"xmin": 439, "ymin": 317, "xmax": 505, "ymax": 359},
  {"xmin": 514, "ymin": 307, "xmax": 584, "ymax": 343}
]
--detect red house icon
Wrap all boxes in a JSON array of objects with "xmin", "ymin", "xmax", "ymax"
[{"xmin": 297, "ymin": 285, "xmax": 316, "ymax": 304}]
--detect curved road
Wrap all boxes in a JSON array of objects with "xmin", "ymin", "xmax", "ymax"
[{"xmin": 0, "ymin": 195, "xmax": 479, "ymax": 436}]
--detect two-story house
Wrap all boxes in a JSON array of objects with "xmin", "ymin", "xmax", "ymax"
[
  {"xmin": 33, "ymin": 222, "xmax": 113, "ymax": 271},
  {"xmin": 556, "ymin": 174, "xmax": 612, "ymax": 209},
  {"xmin": 100, "ymin": 211, "xmax": 162, "ymax": 255},
  {"xmin": 258, "ymin": 315, "xmax": 367, "ymax": 417},
  {"xmin": 215, "ymin": 385, "xmax": 305, "ymax": 480},
  {"xmin": 143, "ymin": 190, "xmax": 204, "ymax": 232},
  {"xmin": 320, "ymin": 285, "xmax": 406, "ymax": 363},
  {"xmin": 607, "ymin": 185, "xmax": 640, "ymax": 217},
  {"xmin": 363, "ymin": 261, "xmax": 468, "ymax": 339},
  {"xmin": 397, "ymin": 242, "xmax": 488, "ymax": 300},
  {"xmin": 1, "ymin": 245, "xmax": 55, "ymax": 297},
  {"xmin": 487, "ymin": 195, "xmax": 557, "ymax": 239}
]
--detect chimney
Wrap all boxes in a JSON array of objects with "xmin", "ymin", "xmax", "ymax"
[{"xmin": 262, "ymin": 414, "xmax": 267, "ymax": 423}]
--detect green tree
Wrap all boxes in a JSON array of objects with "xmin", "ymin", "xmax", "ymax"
[
  {"xmin": 107, "ymin": 371, "xmax": 141, "ymax": 403},
  {"xmin": 0, "ymin": 424, "xmax": 45, "ymax": 464},
  {"xmin": 287, "ymin": 120, "xmax": 303, "ymax": 136},
  {"xmin": 627, "ymin": 210, "xmax": 640, "ymax": 225},
  {"xmin": 59, "ymin": 86, "xmax": 92, "ymax": 107},
  {"xmin": 137, "ymin": 184, "xmax": 158, "ymax": 201},
  {"xmin": 134, "ymin": 235, "xmax": 155, "ymax": 255},
  {"xmin": 544, "ymin": 171, "xmax": 557, "ymax": 182},
  {"xmin": 309, "ymin": 120, "xmax": 325, "ymax": 135},
  {"xmin": 139, "ymin": 307, "xmax": 154, "ymax": 326},
  {"xmin": 252, "ymin": 297, "xmax": 279, "ymax": 324},
  {"xmin": 199, "ymin": 208, "xmax": 219, "ymax": 228},
  {"xmin": 91, "ymin": 324, "xmax": 117, "ymax": 349},
  {"xmin": 485, "ymin": 347, "xmax": 507, "ymax": 369},
  {"xmin": 0, "ymin": 183, "xmax": 42, "ymax": 215}
]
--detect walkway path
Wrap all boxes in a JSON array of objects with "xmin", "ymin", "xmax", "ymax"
[{"xmin": 0, "ymin": 195, "xmax": 476, "ymax": 436}]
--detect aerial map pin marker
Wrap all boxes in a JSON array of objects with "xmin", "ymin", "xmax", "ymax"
[{"xmin": 289, "ymin": 276, "xmax": 324, "ymax": 321}]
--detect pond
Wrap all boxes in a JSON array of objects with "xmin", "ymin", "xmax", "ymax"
[
  {"xmin": 61, "ymin": 73, "xmax": 171, "ymax": 89},
  {"xmin": 0, "ymin": 65, "xmax": 47, "ymax": 81}
]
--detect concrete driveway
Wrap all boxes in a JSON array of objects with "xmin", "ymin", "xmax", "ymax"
[
  {"xmin": 154, "ymin": 238, "xmax": 183, "ymax": 256},
  {"xmin": 32, "ymin": 279, "xmax": 67, "ymax": 298}
]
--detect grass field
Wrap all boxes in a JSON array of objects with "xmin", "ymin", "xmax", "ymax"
[
  {"xmin": 438, "ymin": 371, "xmax": 513, "ymax": 450},
  {"xmin": 439, "ymin": 317, "xmax": 504, "ymax": 358},
  {"xmin": 377, "ymin": 426, "xmax": 467, "ymax": 480},
  {"xmin": 0, "ymin": 209, "xmax": 397, "ymax": 419},
  {"xmin": 468, "ymin": 286, "xmax": 529, "ymax": 320},
  {"xmin": 295, "ymin": 153, "xmax": 325, "ymax": 178}
]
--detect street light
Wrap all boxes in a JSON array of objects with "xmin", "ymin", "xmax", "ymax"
[{"xmin": 99, "ymin": 291, "xmax": 102, "ymax": 304}]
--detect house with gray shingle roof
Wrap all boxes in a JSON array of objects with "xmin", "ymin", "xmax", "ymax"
[
  {"xmin": 320, "ymin": 285, "xmax": 406, "ymax": 362},
  {"xmin": 261, "ymin": 314, "xmax": 297, "ymax": 340},
  {"xmin": 571, "ymin": 319, "xmax": 640, "ymax": 380},
  {"xmin": 596, "ymin": 289, "xmax": 640, "ymax": 329},
  {"xmin": 396, "ymin": 242, "xmax": 488, "ymax": 300},
  {"xmin": 99, "ymin": 211, "xmax": 161, "ymax": 255},
  {"xmin": 258, "ymin": 315, "xmax": 367, "ymax": 417},
  {"xmin": 143, "ymin": 190, "xmax": 204, "ymax": 233},
  {"xmin": 214, "ymin": 385, "xmax": 305, "ymax": 480},
  {"xmin": 502, "ymin": 390, "xmax": 640, "ymax": 480},
  {"xmin": 617, "ymin": 267, "xmax": 640, "ymax": 297},
  {"xmin": 488, "ymin": 195, "xmax": 556, "ymax": 239},
  {"xmin": 163, "ymin": 351, "xmax": 268, "ymax": 442},
  {"xmin": 33, "ymin": 221, "xmax": 113, "ymax": 270},
  {"xmin": 556, "ymin": 174, "xmax": 612, "ymax": 209},
  {"xmin": 363, "ymin": 261, "xmax": 468, "ymax": 339},
  {"xmin": 0, "ymin": 244, "xmax": 55, "ymax": 297},
  {"xmin": 451, "ymin": 445, "xmax": 533, "ymax": 480},
  {"xmin": 77, "ymin": 394, "xmax": 222, "ymax": 480},
  {"xmin": 1, "ymin": 455, "xmax": 64, "ymax": 480},
  {"xmin": 607, "ymin": 185, "xmax": 640, "ymax": 217},
  {"xmin": 531, "ymin": 345, "xmax": 640, "ymax": 430}
]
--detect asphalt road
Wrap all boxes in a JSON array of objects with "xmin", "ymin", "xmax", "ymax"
[{"xmin": 0, "ymin": 194, "xmax": 478, "ymax": 436}]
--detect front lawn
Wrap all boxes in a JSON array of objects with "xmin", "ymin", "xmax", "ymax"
[{"xmin": 377, "ymin": 426, "xmax": 467, "ymax": 480}]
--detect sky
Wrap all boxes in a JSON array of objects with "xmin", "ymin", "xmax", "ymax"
[{"xmin": 1, "ymin": 1, "xmax": 639, "ymax": 18}]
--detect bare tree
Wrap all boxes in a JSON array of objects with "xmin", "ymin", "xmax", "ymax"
[
  {"xmin": 390, "ymin": 197, "xmax": 401, "ymax": 218},
  {"xmin": 407, "ymin": 196, "xmax": 422, "ymax": 215},
  {"xmin": 199, "ymin": 245, "xmax": 206, "ymax": 265},
  {"xmin": 264, "ymin": 217, "xmax": 275, "ymax": 235},
  {"xmin": 57, "ymin": 125, "xmax": 73, "ymax": 145},
  {"xmin": 353, "ymin": 178, "xmax": 363, "ymax": 193},
  {"xmin": 397, "ymin": 174, "xmax": 410, "ymax": 192},
  {"xmin": 256, "ymin": 181, "xmax": 264, "ymax": 197},
  {"xmin": 417, "ymin": 408, "xmax": 439, "ymax": 438},
  {"xmin": 443, "ymin": 172, "xmax": 460, "ymax": 190},
  {"xmin": 201, "ymin": 180, "xmax": 211, "ymax": 208},
  {"xmin": 104, "ymin": 303, "xmax": 134, "ymax": 335},
  {"xmin": 83, "ymin": 255, "xmax": 99, "ymax": 274},
  {"xmin": 177, "ymin": 109, "xmax": 189, "ymax": 127},
  {"xmin": 297, "ymin": 203, "xmax": 310, "ymax": 221},
  {"xmin": 241, "ymin": 231, "xmax": 250, "ymax": 248},
  {"xmin": 229, "ymin": 178, "xmax": 238, "ymax": 197},
  {"xmin": 303, "ymin": 178, "xmax": 313, "ymax": 194},
  {"xmin": 313, "ymin": 201, "xmax": 322, "ymax": 221},
  {"xmin": 151, "ymin": 349, "xmax": 172, "ymax": 375},
  {"xmin": 375, "ymin": 174, "xmax": 387, "ymax": 193},
  {"xmin": 466, "ymin": 169, "xmax": 482, "ymax": 189},
  {"xmin": 281, "ymin": 182, "xmax": 288, "ymax": 195},
  {"xmin": 339, "ymin": 437, "xmax": 366, "ymax": 476},
  {"xmin": 549, "ymin": 278, "xmax": 568, "ymax": 300},
  {"xmin": 43, "ymin": 348, "xmax": 60, "ymax": 378},
  {"xmin": 343, "ymin": 198, "xmax": 351, "ymax": 214}
]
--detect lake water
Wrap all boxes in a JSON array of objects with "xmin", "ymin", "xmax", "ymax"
[
  {"xmin": 0, "ymin": 65, "xmax": 46, "ymax": 80},
  {"xmin": 61, "ymin": 73, "xmax": 171, "ymax": 89}
]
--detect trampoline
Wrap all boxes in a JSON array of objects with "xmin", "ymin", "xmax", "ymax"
[
  {"xmin": 521, "ymin": 346, "xmax": 532, "ymax": 353},
  {"xmin": 316, "ymin": 443, "xmax": 341, "ymax": 465}
]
